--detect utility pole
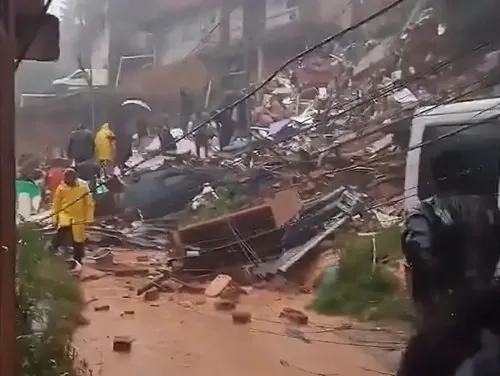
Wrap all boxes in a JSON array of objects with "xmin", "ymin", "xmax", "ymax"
[
  {"xmin": 0, "ymin": 0, "xmax": 18, "ymax": 373},
  {"xmin": 241, "ymin": 0, "xmax": 265, "ymax": 136}
]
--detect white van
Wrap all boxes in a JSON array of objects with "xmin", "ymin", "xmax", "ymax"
[
  {"xmin": 404, "ymin": 97, "xmax": 500, "ymax": 211},
  {"xmin": 52, "ymin": 68, "xmax": 108, "ymax": 91}
]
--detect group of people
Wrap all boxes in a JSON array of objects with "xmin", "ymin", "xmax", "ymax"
[
  {"xmin": 51, "ymin": 98, "xmax": 500, "ymax": 373},
  {"xmin": 50, "ymin": 121, "xmax": 119, "ymax": 270},
  {"xmin": 398, "ymin": 149, "xmax": 500, "ymax": 375},
  {"xmin": 179, "ymin": 89, "xmax": 252, "ymax": 157},
  {"xmin": 67, "ymin": 122, "xmax": 117, "ymax": 184}
]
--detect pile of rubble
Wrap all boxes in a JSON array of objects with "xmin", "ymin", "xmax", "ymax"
[
  {"xmin": 225, "ymin": 6, "xmax": 500, "ymax": 210},
  {"xmin": 19, "ymin": 7, "xmax": 500, "ymax": 305},
  {"xmin": 78, "ymin": 182, "xmax": 399, "ymax": 304}
]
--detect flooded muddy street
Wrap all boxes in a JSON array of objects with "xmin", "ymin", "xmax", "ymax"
[{"xmin": 73, "ymin": 252, "xmax": 401, "ymax": 376}]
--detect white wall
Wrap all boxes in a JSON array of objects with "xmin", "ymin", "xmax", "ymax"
[
  {"xmin": 159, "ymin": 8, "xmax": 221, "ymax": 65},
  {"xmin": 229, "ymin": 6, "xmax": 243, "ymax": 43},
  {"xmin": 91, "ymin": 25, "xmax": 110, "ymax": 69},
  {"xmin": 265, "ymin": 0, "xmax": 299, "ymax": 30}
]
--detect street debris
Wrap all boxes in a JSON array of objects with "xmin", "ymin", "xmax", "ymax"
[
  {"xmin": 93, "ymin": 305, "xmax": 110, "ymax": 312},
  {"xmin": 112, "ymin": 336, "xmax": 133, "ymax": 353},
  {"xmin": 214, "ymin": 300, "xmax": 236, "ymax": 311},
  {"xmin": 279, "ymin": 308, "xmax": 309, "ymax": 326},
  {"xmin": 205, "ymin": 274, "xmax": 232, "ymax": 297},
  {"xmin": 19, "ymin": 6, "xmax": 500, "ymax": 339},
  {"xmin": 232, "ymin": 311, "xmax": 252, "ymax": 325},
  {"xmin": 144, "ymin": 289, "xmax": 160, "ymax": 302}
]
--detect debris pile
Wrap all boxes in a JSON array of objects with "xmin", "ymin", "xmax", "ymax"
[
  {"xmin": 228, "ymin": 6, "xmax": 500, "ymax": 211},
  {"xmin": 18, "ymin": 7, "xmax": 500, "ymax": 309},
  {"xmin": 124, "ymin": 183, "xmax": 397, "ymax": 304}
]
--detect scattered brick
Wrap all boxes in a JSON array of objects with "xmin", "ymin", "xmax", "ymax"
[
  {"xmin": 205, "ymin": 274, "xmax": 232, "ymax": 297},
  {"xmin": 150, "ymin": 303, "xmax": 160, "ymax": 307},
  {"xmin": 214, "ymin": 299, "xmax": 236, "ymax": 311},
  {"xmin": 232, "ymin": 311, "xmax": 252, "ymax": 324},
  {"xmin": 94, "ymin": 305, "xmax": 110, "ymax": 312},
  {"xmin": 279, "ymin": 308, "xmax": 309, "ymax": 325},
  {"xmin": 144, "ymin": 289, "xmax": 160, "ymax": 302},
  {"xmin": 136, "ymin": 255, "xmax": 149, "ymax": 262},
  {"xmin": 113, "ymin": 336, "xmax": 133, "ymax": 353}
]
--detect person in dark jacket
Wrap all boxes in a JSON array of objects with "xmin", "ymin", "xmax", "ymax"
[
  {"xmin": 216, "ymin": 92, "xmax": 236, "ymax": 149},
  {"xmin": 67, "ymin": 123, "xmax": 94, "ymax": 164},
  {"xmin": 159, "ymin": 115, "xmax": 177, "ymax": 152},
  {"xmin": 67, "ymin": 123, "xmax": 98, "ymax": 186},
  {"xmin": 112, "ymin": 113, "xmax": 133, "ymax": 169},
  {"xmin": 193, "ymin": 112, "xmax": 211, "ymax": 158},
  {"xmin": 398, "ymin": 148, "xmax": 500, "ymax": 376},
  {"xmin": 402, "ymin": 148, "xmax": 500, "ymax": 327},
  {"xmin": 397, "ymin": 282, "xmax": 500, "ymax": 376}
]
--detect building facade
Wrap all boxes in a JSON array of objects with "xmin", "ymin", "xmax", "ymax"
[{"xmin": 79, "ymin": 0, "xmax": 361, "ymax": 103}]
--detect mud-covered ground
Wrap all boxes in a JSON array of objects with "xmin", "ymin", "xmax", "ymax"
[{"xmin": 73, "ymin": 251, "xmax": 404, "ymax": 376}]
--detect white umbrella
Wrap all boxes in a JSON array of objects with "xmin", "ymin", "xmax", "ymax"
[{"xmin": 121, "ymin": 99, "xmax": 152, "ymax": 112}]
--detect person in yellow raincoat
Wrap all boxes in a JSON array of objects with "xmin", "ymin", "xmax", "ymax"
[
  {"xmin": 51, "ymin": 168, "xmax": 95, "ymax": 263},
  {"xmin": 94, "ymin": 123, "xmax": 116, "ymax": 175}
]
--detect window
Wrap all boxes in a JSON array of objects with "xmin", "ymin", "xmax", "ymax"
[
  {"xmin": 417, "ymin": 120, "xmax": 500, "ymax": 200},
  {"xmin": 286, "ymin": 0, "xmax": 300, "ymax": 8}
]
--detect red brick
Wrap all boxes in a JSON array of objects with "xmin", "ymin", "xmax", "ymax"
[
  {"xmin": 232, "ymin": 311, "xmax": 252, "ymax": 324},
  {"xmin": 205, "ymin": 274, "xmax": 232, "ymax": 297},
  {"xmin": 144, "ymin": 289, "xmax": 160, "ymax": 302},
  {"xmin": 214, "ymin": 300, "xmax": 236, "ymax": 311},
  {"xmin": 94, "ymin": 305, "xmax": 110, "ymax": 312},
  {"xmin": 279, "ymin": 308, "xmax": 308, "ymax": 325},
  {"xmin": 113, "ymin": 336, "xmax": 133, "ymax": 353}
]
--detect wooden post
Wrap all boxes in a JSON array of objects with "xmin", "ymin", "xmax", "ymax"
[{"xmin": 0, "ymin": 0, "xmax": 18, "ymax": 373}]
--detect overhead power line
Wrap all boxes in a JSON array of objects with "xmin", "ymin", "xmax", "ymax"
[
  {"xmin": 233, "ymin": 39, "xmax": 495, "ymax": 163},
  {"xmin": 157, "ymin": 0, "xmax": 407, "ymax": 153},
  {"xmin": 39, "ymin": 0, "xmax": 409, "ymax": 220},
  {"xmin": 41, "ymin": 70, "xmax": 500, "ymax": 227}
]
